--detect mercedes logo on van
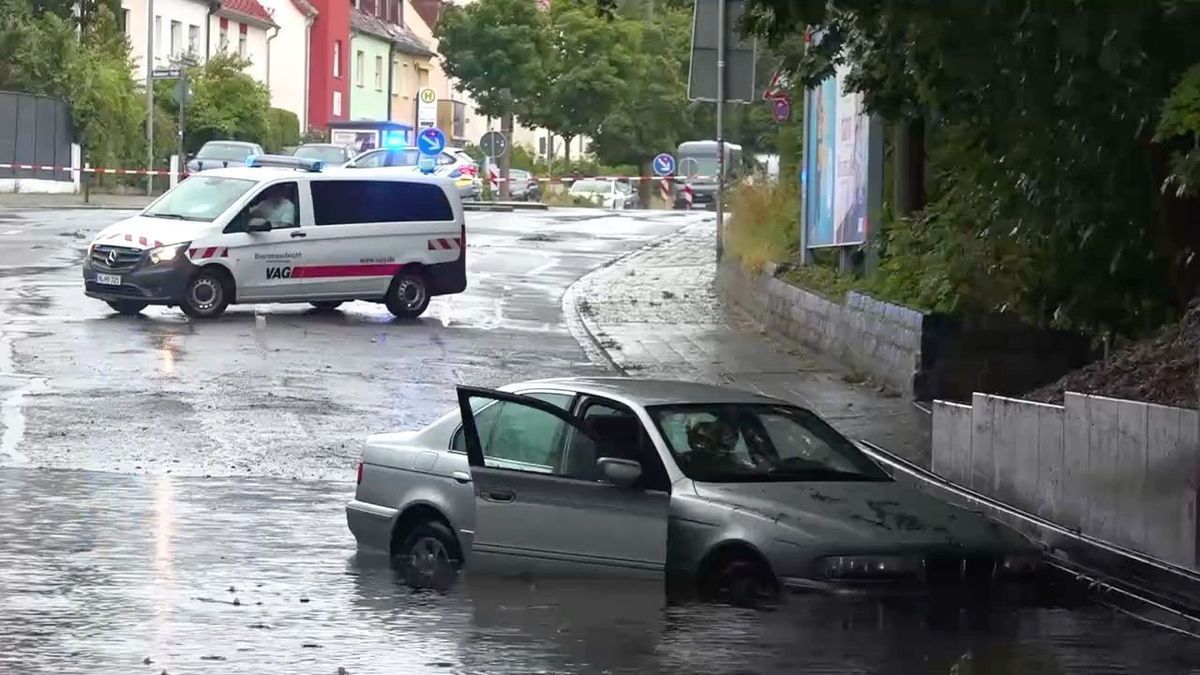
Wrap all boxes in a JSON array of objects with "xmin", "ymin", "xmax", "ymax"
[{"xmin": 106, "ymin": 249, "xmax": 119, "ymax": 265}]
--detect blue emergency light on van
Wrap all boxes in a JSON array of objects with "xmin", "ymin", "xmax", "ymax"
[
  {"xmin": 417, "ymin": 156, "xmax": 436, "ymax": 174},
  {"xmin": 244, "ymin": 154, "xmax": 324, "ymax": 172}
]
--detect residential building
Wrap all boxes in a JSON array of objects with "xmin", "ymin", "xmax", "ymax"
[
  {"xmin": 210, "ymin": 0, "xmax": 277, "ymax": 83},
  {"xmin": 258, "ymin": 0, "xmax": 318, "ymax": 129},
  {"xmin": 306, "ymin": 0, "xmax": 352, "ymax": 129},
  {"xmin": 119, "ymin": 0, "xmax": 277, "ymax": 86},
  {"xmin": 349, "ymin": 5, "xmax": 433, "ymax": 122}
]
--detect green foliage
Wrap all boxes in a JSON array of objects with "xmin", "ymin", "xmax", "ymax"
[
  {"xmin": 0, "ymin": 0, "xmax": 144, "ymax": 169},
  {"xmin": 1157, "ymin": 64, "xmax": 1200, "ymax": 197},
  {"xmin": 742, "ymin": 0, "xmax": 1200, "ymax": 336},
  {"xmin": 180, "ymin": 54, "xmax": 270, "ymax": 153},
  {"xmin": 266, "ymin": 108, "xmax": 301, "ymax": 152},
  {"xmin": 435, "ymin": 0, "xmax": 547, "ymax": 117}
]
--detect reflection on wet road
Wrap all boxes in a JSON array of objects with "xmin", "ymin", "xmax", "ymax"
[{"xmin": 2, "ymin": 469, "xmax": 1197, "ymax": 674}]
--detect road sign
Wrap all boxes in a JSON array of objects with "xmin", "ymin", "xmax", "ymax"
[
  {"xmin": 772, "ymin": 98, "xmax": 791, "ymax": 122},
  {"xmin": 416, "ymin": 127, "xmax": 447, "ymax": 156},
  {"xmin": 680, "ymin": 157, "xmax": 701, "ymax": 177},
  {"xmin": 762, "ymin": 70, "xmax": 791, "ymax": 102},
  {"xmin": 479, "ymin": 131, "xmax": 508, "ymax": 159},
  {"xmin": 652, "ymin": 153, "xmax": 676, "ymax": 176},
  {"xmin": 152, "ymin": 67, "xmax": 181, "ymax": 80},
  {"xmin": 688, "ymin": 0, "xmax": 756, "ymax": 103},
  {"xmin": 417, "ymin": 87, "xmax": 437, "ymax": 130}
]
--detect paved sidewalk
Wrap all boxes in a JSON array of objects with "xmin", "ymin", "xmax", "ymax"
[
  {"xmin": 0, "ymin": 192, "xmax": 153, "ymax": 210},
  {"xmin": 572, "ymin": 221, "xmax": 931, "ymax": 464}
]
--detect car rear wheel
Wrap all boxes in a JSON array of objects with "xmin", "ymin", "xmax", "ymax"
[
  {"xmin": 397, "ymin": 521, "xmax": 461, "ymax": 589},
  {"xmin": 310, "ymin": 301, "xmax": 344, "ymax": 311},
  {"xmin": 181, "ymin": 267, "xmax": 230, "ymax": 319},
  {"xmin": 385, "ymin": 269, "xmax": 430, "ymax": 319},
  {"xmin": 106, "ymin": 300, "xmax": 148, "ymax": 316}
]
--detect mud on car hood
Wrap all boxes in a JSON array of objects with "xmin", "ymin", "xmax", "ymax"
[{"xmin": 692, "ymin": 480, "xmax": 1032, "ymax": 554}]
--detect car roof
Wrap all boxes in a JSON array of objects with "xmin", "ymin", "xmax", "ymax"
[
  {"xmin": 298, "ymin": 143, "xmax": 345, "ymax": 149},
  {"xmin": 509, "ymin": 377, "xmax": 784, "ymax": 407},
  {"xmin": 195, "ymin": 166, "xmax": 459, "ymax": 188},
  {"xmin": 203, "ymin": 140, "xmax": 258, "ymax": 147}
]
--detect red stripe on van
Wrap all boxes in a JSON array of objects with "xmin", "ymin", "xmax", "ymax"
[{"xmin": 290, "ymin": 264, "xmax": 403, "ymax": 279}]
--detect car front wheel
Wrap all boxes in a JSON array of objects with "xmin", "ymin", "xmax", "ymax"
[{"xmin": 181, "ymin": 268, "xmax": 230, "ymax": 319}]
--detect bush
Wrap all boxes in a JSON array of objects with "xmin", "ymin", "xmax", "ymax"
[
  {"xmin": 725, "ymin": 179, "xmax": 800, "ymax": 272},
  {"xmin": 266, "ymin": 108, "xmax": 300, "ymax": 152}
]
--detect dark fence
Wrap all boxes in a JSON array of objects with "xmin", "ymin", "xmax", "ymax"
[{"xmin": 0, "ymin": 91, "xmax": 74, "ymax": 182}]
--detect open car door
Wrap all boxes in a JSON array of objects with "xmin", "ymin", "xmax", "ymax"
[{"xmin": 456, "ymin": 385, "xmax": 669, "ymax": 579}]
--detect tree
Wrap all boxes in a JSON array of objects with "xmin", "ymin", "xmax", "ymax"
[
  {"xmin": 743, "ymin": 0, "xmax": 1200, "ymax": 336},
  {"xmin": 519, "ymin": 2, "xmax": 630, "ymax": 166},
  {"xmin": 176, "ymin": 53, "xmax": 271, "ymax": 153},
  {"xmin": 436, "ymin": 0, "xmax": 547, "ymax": 198}
]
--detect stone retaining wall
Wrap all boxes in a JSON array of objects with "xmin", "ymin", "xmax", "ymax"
[{"xmin": 718, "ymin": 259, "xmax": 1092, "ymax": 401}]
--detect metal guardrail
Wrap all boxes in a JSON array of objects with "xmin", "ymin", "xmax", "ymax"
[{"xmin": 857, "ymin": 439, "xmax": 1200, "ymax": 637}]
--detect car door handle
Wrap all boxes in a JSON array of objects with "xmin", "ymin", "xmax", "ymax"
[
  {"xmin": 451, "ymin": 471, "xmax": 471, "ymax": 484},
  {"xmin": 290, "ymin": 231, "xmax": 307, "ymax": 238},
  {"xmin": 483, "ymin": 489, "xmax": 515, "ymax": 503}
]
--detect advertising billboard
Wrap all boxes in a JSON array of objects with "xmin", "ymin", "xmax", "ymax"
[{"xmin": 803, "ymin": 66, "xmax": 876, "ymax": 248}]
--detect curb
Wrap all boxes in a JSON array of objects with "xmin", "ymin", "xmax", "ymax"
[{"xmin": 560, "ymin": 220, "xmax": 708, "ymax": 375}]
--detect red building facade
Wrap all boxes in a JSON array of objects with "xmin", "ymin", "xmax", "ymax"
[{"xmin": 307, "ymin": 0, "xmax": 351, "ymax": 129}]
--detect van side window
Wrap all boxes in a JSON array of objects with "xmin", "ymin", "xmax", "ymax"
[
  {"xmin": 309, "ymin": 180, "xmax": 454, "ymax": 225},
  {"xmin": 225, "ymin": 181, "xmax": 299, "ymax": 233}
]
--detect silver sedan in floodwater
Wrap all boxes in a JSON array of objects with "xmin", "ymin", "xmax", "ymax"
[{"xmin": 346, "ymin": 378, "xmax": 1040, "ymax": 601}]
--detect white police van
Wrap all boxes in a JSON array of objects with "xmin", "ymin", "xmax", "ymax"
[{"xmin": 82, "ymin": 155, "xmax": 467, "ymax": 319}]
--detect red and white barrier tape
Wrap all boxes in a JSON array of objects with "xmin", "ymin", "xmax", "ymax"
[{"xmin": 0, "ymin": 163, "xmax": 181, "ymax": 177}]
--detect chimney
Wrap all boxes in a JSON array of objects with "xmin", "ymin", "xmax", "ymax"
[{"xmin": 411, "ymin": 0, "xmax": 444, "ymax": 28}]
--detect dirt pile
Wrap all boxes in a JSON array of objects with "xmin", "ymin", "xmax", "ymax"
[{"xmin": 1027, "ymin": 301, "xmax": 1200, "ymax": 409}]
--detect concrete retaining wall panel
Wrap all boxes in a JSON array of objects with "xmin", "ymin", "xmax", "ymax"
[
  {"xmin": 1062, "ymin": 393, "xmax": 1090, "ymax": 532},
  {"xmin": 1036, "ymin": 404, "xmax": 1065, "ymax": 521}
]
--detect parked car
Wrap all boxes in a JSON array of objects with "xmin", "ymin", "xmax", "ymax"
[
  {"xmin": 345, "ymin": 146, "xmax": 481, "ymax": 201},
  {"xmin": 569, "ymin": 178, "xmax": 636, "ymax": 209},
  {"xmin": 293, "ymin": 143, "xmax": 356, "ymax": 167},
  {"xmin": 186, "ymin": 140, "xmax": 266, "ymax": 173},
  {"xmin": 506, "ymin": 169, "xmax": 541, "ymax": 202},
  {"xmin": 346, "ymin": 378, "xmax": 1040, "ymax": 604}
]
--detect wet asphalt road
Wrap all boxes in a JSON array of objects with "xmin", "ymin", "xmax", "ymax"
[{"xmin": 2, "ymin": 207, "xmax": 1200, "ymax": 673}]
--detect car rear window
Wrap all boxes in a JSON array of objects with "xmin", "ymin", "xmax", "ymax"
[{"xmin": 310, "ymin": 180, "xmax": 454, "ymax": 225}]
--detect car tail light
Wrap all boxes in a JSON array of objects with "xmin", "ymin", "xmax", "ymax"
[
  {"xmin": 458, "ymin": 165, "xmax": 478, "ymax": 177},
  {"xmin": 356, "ymin": 462, "xmax": 363, "ymax": 484}
]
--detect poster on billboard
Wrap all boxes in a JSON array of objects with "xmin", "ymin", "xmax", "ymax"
[{"xmin": 803, "ymin": 66, "xmax": 876, "ymax": 248}]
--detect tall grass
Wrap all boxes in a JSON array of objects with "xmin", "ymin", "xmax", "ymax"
[{"xmin": 725, "ymin": 180, "xmax": 800, "ymax": 272}]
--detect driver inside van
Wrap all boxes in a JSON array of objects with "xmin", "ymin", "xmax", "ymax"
[{"xmin": 248, "ymin": 185, "xmax": 296, "ymax": 227}]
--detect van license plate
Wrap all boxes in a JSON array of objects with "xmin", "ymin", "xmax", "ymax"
[{"xmin": 95, "ymin": 273, "xmax": 121, "ymax": 285}]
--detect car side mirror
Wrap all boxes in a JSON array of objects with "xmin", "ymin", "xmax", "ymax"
[
  {"xmin": 597, "ymin": 457, "xmax": 641, "ymax": 488},
  {"xmin": 186, "ymin": 153, "xmax": 195, "ymax": 161},
  {"xmin": 247, "ymin": 217, "xmax": 271, "ymax": 233}
]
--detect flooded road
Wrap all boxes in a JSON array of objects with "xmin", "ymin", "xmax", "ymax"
[
  {"xmin": 1, "ymin": 206, "xmax": 1198, "ymax": 673},
  {"xmin": 2, "ymin": 469, "xmax": 1198, "ymax": 674}
]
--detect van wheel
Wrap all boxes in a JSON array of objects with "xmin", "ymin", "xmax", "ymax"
[
  {"xmin": 181, "ymin": 268, "xmax": 230, "ymax": 319},
  {"xmin": 385, "ymin": 269, "xmax": 430, "ymax": 319},
  {"xmin": 310, "ymin": 301, "xmax": 344, "ymax": 311},
  {"xmin": 106, "ymin": 300, "xmax": 148, "ymax": 316}
]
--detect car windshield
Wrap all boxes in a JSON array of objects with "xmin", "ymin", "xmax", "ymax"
[
  {"xmin": 571, "ymin": 180, "xmax": 610, "ymax": 195},
  {"xmin": 143, "ymin": 176, "xmax": 256, "ymax": 222},
  {"xmin": 196, "ymin": 142, "xmax": 254, "ymax": 162},
  {"xmin": 294, "ymin": 146, "xmax": 348, "ymax": 163},
  {"xmin": 647, "ymin": 403, "xmax": 891, "ymax": 483}
]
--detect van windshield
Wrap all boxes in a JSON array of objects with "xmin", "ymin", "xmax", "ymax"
[{"xmin": 144, "ymin": 176, "xmax": 256, "ymax": 222}]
